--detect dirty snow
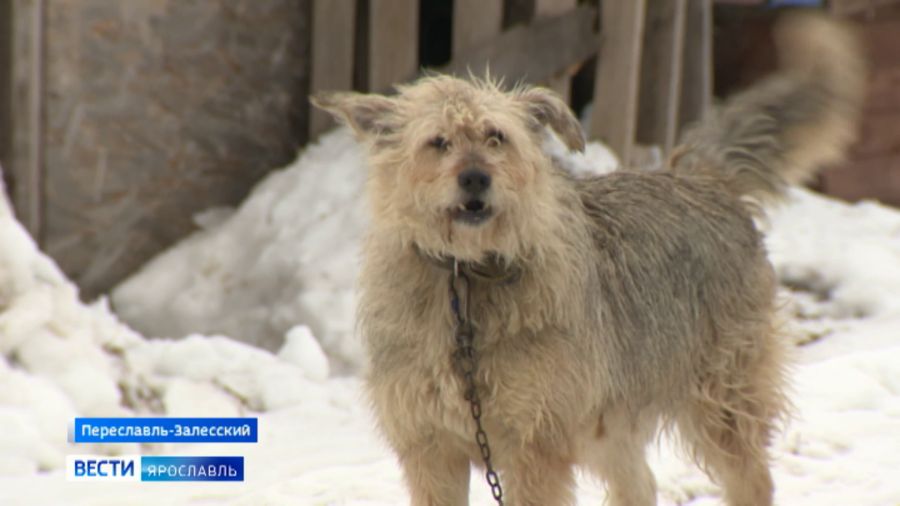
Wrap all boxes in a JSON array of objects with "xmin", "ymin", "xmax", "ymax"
[{"xmin": 0, "ymin": 129, "xmax": 899, "ymax": 505}]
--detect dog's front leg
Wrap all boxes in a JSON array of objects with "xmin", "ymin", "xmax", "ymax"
[
  {"xmin": 397, "ymin": 439, "xmax": 471, "ymax": 506},
  {"xmin": 500, "ymin": 443, "xmax": 576, "ymax": 506}
]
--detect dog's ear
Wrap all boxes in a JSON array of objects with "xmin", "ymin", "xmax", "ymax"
[
  {"xmin": 310, "ymin": 91, "xmax": 397, "ymax": 138},
  {"xmin": 518, "ymin": 87, "xmax": 586, "ymax": 152}
]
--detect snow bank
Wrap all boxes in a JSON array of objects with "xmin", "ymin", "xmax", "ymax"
[
  {"xmin": 0, "ymin": 175, "xmax": 335, "ymax": 479},
  {"xmin": 112, "ymin": 129, "xmax": 370, "ymax": 371}
]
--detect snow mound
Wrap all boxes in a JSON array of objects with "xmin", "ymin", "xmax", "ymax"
[
  {"xmin": 112, "ymin": 129, "xmax": 369, "ymax": 371},
  {"xmin": 0, "ymin": 176, "xmax": 333, "ymax": 477}
]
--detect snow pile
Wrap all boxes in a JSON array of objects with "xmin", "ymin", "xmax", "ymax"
[
  {"xmin": 112, "ymin": 129, "xmax": 370, "ymax": 371},
  {"xmin": 768, "ymin": 188, "xmax": 900, "ymax": 319},
  {"xmin": 0, "ymin": 176, "xmax": 335, "ymax": 479}
]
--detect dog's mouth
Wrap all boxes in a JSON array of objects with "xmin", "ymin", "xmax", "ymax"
[{"xmin": 450, "ymin": 199, "xmax": 494, "ymax": 225}]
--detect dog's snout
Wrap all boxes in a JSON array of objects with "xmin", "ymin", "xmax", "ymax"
[{"xmin": 457, "ymin": 168, "xmax": 492, "ymax": 194}]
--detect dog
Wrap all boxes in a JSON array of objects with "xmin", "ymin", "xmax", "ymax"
[{"xmin": 312, "ymin": 12, "xmax": 863, "ymax": 506}]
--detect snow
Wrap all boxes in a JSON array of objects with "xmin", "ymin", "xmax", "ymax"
[{"xmin": 1, "ymin": 129, "xmax": 899, "ymax": 505}]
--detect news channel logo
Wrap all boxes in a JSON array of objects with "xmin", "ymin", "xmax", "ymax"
[
  {"xmin": 66, "ymin": 417, "xmax": 256, "ymax": 482},
  {"xmin": 66, "ymin": 455, "xmax": 244, "ymax": 482}
]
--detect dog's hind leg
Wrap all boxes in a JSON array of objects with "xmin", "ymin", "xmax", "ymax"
[
  {"xmin": 581, "ymin": 408, "xmax": 658, "ymax": 506},
  {"xmin": 677, "ymin": 323, "xmax": 788, "ymax": 506}
]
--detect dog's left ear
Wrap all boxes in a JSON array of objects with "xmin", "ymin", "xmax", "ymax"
[
  {"xmin": 311, "ymin": 91, "xmax": 397, "ymax": 139},
  {"xmin": 518, "ymin": 87, "xmax": 586, "ymax": 152}
]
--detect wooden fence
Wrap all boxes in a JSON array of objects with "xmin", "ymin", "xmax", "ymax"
[
  {"xmin": 0, "ymin": 0, "xmax": 713, "ymax": 297},
  {"xmin": 310, "ymin": 0, "xmax": 713, "ymax": 167}
]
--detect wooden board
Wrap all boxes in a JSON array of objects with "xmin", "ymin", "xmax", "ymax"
[
  {"xmin": 636, "ymin": 0, "xmax": 686, "ymax": 154},
  {"xmin": 367, "ymin": 0, "xmax": 419, "ymax": 92},
  {"xmin": 5, "ymin": 0, "xmax": 45, "ymax": 241},
  {"xmin": 589, "ymin": 0, "xmax": 646, "ymax": 166},
  {"xmin": 310, "ymin": 0, "xmax": 356, "ymax": 138},
  {"xmin": 849, "ymin": 111, "xmax": 900, "ymax": 158},
  {"xmin": 678, "ymin": 0, "xmax": 713, "ymax": 131},
  {"xmin": 444, "ymin": 4, "xmax": 600, "ymax": 88},
  {"xmin": 535, "ymin": 0, "xmax": 577, "ymax": 101},
  {"xmin": 453, "ymin": 0, "xmax": 503, "ymax": 60},
  {"xmin": 37, "ymin": 0, "xmax": 310, "ymax": 297},
  {"xmin": 822, "ymin": 154, "xmax": 900, "ymax": 206}
]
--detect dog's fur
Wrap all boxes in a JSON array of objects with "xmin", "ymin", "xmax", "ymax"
[{"xmin": 313, "ymin": 12, "xmax": 864, "ymax": 506}]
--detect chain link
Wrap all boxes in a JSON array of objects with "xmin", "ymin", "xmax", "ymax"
[{"xmin": 449, "ymin": 263, "xmax": 504, "ymax": 505}]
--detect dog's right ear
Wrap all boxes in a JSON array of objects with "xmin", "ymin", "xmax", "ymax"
[
  {"xmin": 518, "ymin": 87, "xmax": 586, "ymax": 152},
  {"xmin": 310, "ymin": 91, "xmax": 397, "ymax": 138}
]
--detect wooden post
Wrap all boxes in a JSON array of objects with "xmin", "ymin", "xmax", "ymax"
[
  {"xmin": 535, "ymin": 0, "xmax": 576, "ymax": 101},
  {"xmin": 7, "ymin": 0, "xmax": 45, "ymax": 241},
  {"xmin": 637, "ymin": 0, "xmax": 687, "ymax": 154},
  {"xmin": 453, "ymin": 0, "xmax": 503, "ymax": 74},
  {"xmin": 443, "ymin": 4, "xmax": 599, "ymax": 87},
  {"xmin": 679, "ymin": 0, "xmax": 713, "ymax": 132},
  {"xmin": 590, "ymin": 0, "xmax": 646, "ymax": 167},
  {"xmin": 368, "ymin": 0, "xmax": 419, "ymax": 92},
  {"xmin": 310, "ymin": 0, "xmax": 356, "ymax": 139}
]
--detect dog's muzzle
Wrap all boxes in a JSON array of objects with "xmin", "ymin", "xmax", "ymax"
[{"xmin": 453, "ymin": 168, "xmax": 494, "ymax": 225}]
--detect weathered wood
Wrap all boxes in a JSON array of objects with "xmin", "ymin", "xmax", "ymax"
[
  {"xmin": 368, "ymin": 0, "xmax": 419, "ymax": 92},
  {"xmin": 637, "ymin": 0, "xmax": 686, "ymax": 154},
  {"xmin": 822, "ymin": 154, "xmax": 900, "ymax": 206},
  {"xmin": 831, "ymin": 0, "xmax": 900, "ymax": 17},
  {"xmin": 0, "ymin": 1, "xmax": 10, "ymax": 178},
  {"xmin": 453, "ymin": 0, "xmax": 503, "ymax": 62},
  {"xmin": 849, "ymin": 111, "xmax": 900, "ymax": 158},
  {"xmin": 589, "ymin": 0, "xmax": 646, "ymax": 167},
  {"xmin": 6, "ymin": 0, "xmax": 45, "ymax": 241},
  {"xmin": 310, "ymin": 0, "xmax": 356, "ymax": 139},
  {"xmin": 39, "ymin": 1, "xmax": 310, "ymax": 298},
  {"xmin": 442, "ymin": 4, "xmax": 600, "ymax": 87},
  {"xmin": 535, "ymin": 0, "xmax": 577, "ymax": 102},
  {"xmin": 678, "ymin": 0, "xmax": 713, "ymax": 132},
  {"xmin": 867, "ymin": 65, "xmax": 900, "ymax": 112}
]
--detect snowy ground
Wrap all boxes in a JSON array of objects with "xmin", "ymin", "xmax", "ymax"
[{"xmin": 1, "ymin": 129, "xmax": 899, "ymax": 505}]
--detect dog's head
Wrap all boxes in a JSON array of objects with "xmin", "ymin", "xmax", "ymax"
[{"xmin": 312, "ymin": 75, "xmax": 584, "ymax": 262}]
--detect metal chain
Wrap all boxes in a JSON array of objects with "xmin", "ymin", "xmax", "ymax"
[{"xmin": 449, "ymin": 261, "xmax": 504, "ymax": 505}]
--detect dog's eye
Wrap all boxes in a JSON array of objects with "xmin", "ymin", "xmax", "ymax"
[
  {"xmin": 428, "ymin": 136, "xmax": 450, "ymax": 151},
  {"xmin": 486, "ymin": 129, "xmax": 506, "ymax": 147}
]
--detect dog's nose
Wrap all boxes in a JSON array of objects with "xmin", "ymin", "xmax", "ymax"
[{"xmin": 457, "ymin": 168, "xmax": 492, "ymax": 195}]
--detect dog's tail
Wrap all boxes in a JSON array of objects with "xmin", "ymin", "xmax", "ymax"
[{"xmin": 670, "ymin": 12, "xmax": 865, "ymax": 203}]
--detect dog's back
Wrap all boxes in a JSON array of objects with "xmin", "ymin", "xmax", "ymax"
[{"xmin": 568, "ymin": 13, "xmax": 864, "ymax": 505}]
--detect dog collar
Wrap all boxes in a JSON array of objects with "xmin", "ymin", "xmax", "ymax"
[{"xmin": 411, "ymin": 244, "xmax": 523, "ymax": 285}]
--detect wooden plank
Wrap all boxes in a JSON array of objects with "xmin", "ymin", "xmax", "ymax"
[
  {"xmin": 831, "ymin": 0, "xmax": 900, "ymax": 17},
  {"xmin": 310, "ymin": 0, "xmax": 356, "ymax": 139},
  {"xmin": 636, "ymin": 0, "xmax": 686, "ymax": 154},
  {"xmin": 867, "ymin": 65, "xmax": 900, "ymax": 112},
  {"xmin": 368, "ymin": 0, "xmax": 419, "ymax": 92},
  {"xmin": 848, "ymin": 111, "xmax": 900, "ymax": 158},
  {"xmin": 442, "ymin": 4, "xmax": 600, "ymax": 87},
  {"xmin": 0, "ymin": 1, "xmax": 10, "ymax": 176},
  {"xmin": 41, "ymin": 1, "xmax": 310, "ymax": 298},
  {"xmin": 821, "ymin": 154, "xmax": 900, "ymax": 206},
  {"xmin": 453, "ymin": 0, "xmax": 503, "ymax": 61},
  {"xmin": 678, "ymin": 0, "xmax": 713, "ymax": 132},
  {"xmin": 589, "ymin": 0, "xmax": 646, "ymax": 167},
  {"xmin": 535, "ymin": 0, "xmax": 577, "ymax": 102},
  {"xmin": 7, "ymin": 0, "xmax": 45, "ymax": 242}
]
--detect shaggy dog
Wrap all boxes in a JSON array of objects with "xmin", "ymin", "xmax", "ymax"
[{"xmin": 313, "ymin": 12, "xmax": 863, "ymax": 506}]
